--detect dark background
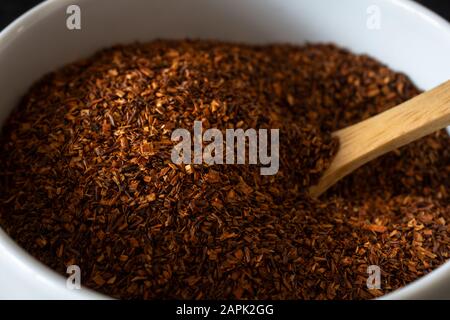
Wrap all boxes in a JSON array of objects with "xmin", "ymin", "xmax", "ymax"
[{"xmin": 0, "ymin": 0, "xmax": 449, "ymax": 30}]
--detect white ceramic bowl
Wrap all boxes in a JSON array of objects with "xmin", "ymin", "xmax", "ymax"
[{"xmin": 0, "ymin": 0, "xmax": 449, "ymax": 299}]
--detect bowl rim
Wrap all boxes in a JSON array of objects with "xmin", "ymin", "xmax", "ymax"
[{"xmin": 0, "ymin": 0, "xmax": 449, "ymax": 300}]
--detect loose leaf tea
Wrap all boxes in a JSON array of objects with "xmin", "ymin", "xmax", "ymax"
[{"xmin": 0, "ymin": 40, "xmax": 448, "ymax": 299}]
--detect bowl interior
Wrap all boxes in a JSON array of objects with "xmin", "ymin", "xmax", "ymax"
[{"xmin": 0, "ymin": 0, "xmax": 449, "ymax": 299}]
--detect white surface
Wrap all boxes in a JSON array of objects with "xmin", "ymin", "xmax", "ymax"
[{"xmin": 0, "ymin": 0, "xmax": 449, "ymax": 299}]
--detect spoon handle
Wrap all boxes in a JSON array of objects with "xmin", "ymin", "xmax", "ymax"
[{"xmin": 310, "ymin": 79, "xmax": 450, "ymax": 198}]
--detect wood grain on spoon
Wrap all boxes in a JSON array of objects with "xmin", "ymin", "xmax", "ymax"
[{"xmin": 310, "ymin": 79, "xmax": 450, "ymax": 198}]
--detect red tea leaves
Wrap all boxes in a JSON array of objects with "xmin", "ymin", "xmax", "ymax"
[{"xmin": 0, "ymin": 40, "xmax": 448, "ymax": 300}]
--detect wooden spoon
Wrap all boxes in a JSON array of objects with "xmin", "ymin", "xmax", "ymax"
[{"xmin": 309, "ymin": 79, "xmax": 450, "ymax": 198}]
